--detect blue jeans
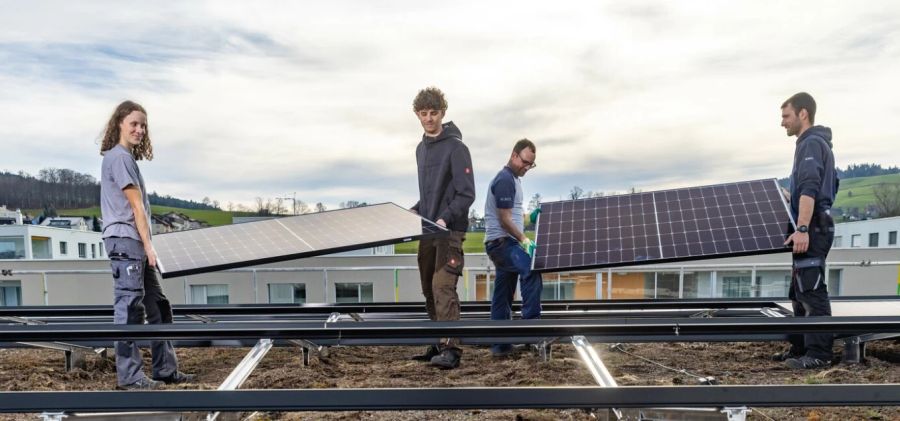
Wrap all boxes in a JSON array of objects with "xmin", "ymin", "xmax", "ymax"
[{"xmin": 486, "ymin": 237, "xmax": 542, "ymax": 354}]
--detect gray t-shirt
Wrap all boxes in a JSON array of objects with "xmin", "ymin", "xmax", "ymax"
[
  {"xmin": 484, "ymin": 166, "xmax": 524, "ymax": 242},
  {"xmin": 100, "ymin": 145, "xmax": 150, "ymax": 241}
]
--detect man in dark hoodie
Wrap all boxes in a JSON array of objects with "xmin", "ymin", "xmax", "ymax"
[
  {"xmin": 776, "ymin": 92, "xmax": 838, "ymax": 370},
  {"xmin": 409, "ymin": 87, "xmax": 476, "ymax": 369}
]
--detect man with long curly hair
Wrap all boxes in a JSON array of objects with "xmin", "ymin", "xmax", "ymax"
[
  {"xmin": 409, "ymin": 87, "xmax": 476, "ymax": 369},
  {"xmin": 99, "ymin": 100, "xmax": 193, "ymax": 389}
]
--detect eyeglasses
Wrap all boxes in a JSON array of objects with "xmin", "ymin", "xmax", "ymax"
[{"xmin": 518, "ymin": 153, "xmax": 537, "ymax": 169}]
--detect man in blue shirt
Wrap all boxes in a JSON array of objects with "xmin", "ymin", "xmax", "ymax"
[{"xmin": 483, "ymin": 139, "xmax": 542, "ymax": 356}]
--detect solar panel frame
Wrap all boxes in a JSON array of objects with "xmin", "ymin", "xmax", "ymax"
[
  {"xmin": 532, "ymin": 179, "xmax": 796, "ymax": 273},
  {"xmin": 154, "ymin": 202, "xmax": 448, "ymax": 278}
]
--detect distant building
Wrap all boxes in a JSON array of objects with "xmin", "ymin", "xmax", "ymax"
[
  {"xmin": 0, "ymin": 224, "xmax": 105, "ymax": 260},
  {"xmin": 0, "ymin": 206, "xmax": 24, "ymax": 225},
  {"xmin": 40, "ymin": 216, "xmax": 93, "ymax": 232},
  {"xmin": 152, "ymin": 212, "xmax": 208, "ymax": 234},
  {"xmin": 834, "ymin": 216, "xmax": 900, "ymax": 248}
]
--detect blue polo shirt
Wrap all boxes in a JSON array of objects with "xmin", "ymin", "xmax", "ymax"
[{"xmin": 484, "ymin": 166, "xmax": 523, "ymax": 242}]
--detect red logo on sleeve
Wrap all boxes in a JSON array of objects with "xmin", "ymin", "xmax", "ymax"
[{"xmin": 465, "ymin": 167, "xmax": 471, "ymax": 174}]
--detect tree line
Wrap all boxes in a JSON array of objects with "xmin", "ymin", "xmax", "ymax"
[{"xmin": 0, "ymin": 168, "xmax": 219, "ymax": 212}]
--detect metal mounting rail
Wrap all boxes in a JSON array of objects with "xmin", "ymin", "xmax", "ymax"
[
  {"xmin": 0, "ymin": 297, "xmax": 815, "ymax": 317},
  {"xmin": 1, "ymin": 385, "xmax": 898, "ymax": 412},
  {"xmin": 0, "ymin": 316, "xmax": 897, "ymax": 342}
]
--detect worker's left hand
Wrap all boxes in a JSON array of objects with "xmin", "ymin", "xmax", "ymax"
[{"xmin": 520, "ymin": 237, "xmax": 536, "ymax": 257}]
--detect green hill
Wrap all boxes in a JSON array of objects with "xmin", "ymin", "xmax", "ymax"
[
  {"xmin": 25, "ymin": 206, "xmax": 247, "ymax": 227},
  {"xmin": 833, "ymin": 173, "xmax": 900, "ymax": 211}
]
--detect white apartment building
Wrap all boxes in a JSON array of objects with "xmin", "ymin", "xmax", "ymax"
[{"xmin": 834, "ymin": 216, "xmax": 900, "ymax": 249}]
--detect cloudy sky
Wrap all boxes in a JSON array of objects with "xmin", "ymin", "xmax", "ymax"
[{"xmin": 1, "ymin": 1, "xmax": 898, "ymax": 213}]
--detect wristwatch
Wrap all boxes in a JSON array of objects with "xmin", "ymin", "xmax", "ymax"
[{"xmin": 797, "ymin": 225, "xmax": 809, "ymax": 233}]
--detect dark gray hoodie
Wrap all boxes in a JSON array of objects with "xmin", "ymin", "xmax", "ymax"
[
  {"xmin": 411, "ymin": 121, "xmax": 476, "ymax": 232},
  {"xmin": 789, "ymin": 125, "xmax": 839, "ymax": 221}
]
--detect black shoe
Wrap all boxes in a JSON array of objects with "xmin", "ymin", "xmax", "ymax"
[
  {"xmin": 153, "ymin": 371, "xmax": 195, "ymax": 384},
  {"xmin": 772, "ymin": 349, "xmax": 802, "ymax": 362},
  {"xmin": 412, "ymin": 345, "xmax": 441, "ymax": 361},
  {"xmin": 430, "ymin": 348, "xmax": 461, "ymax": 369},
  {"xmin": 785, "ymin": 355, "xmax": 830, "ymax": 370},
  {"xmin": 117, "ymin": 377, "xmax": 162, "ymax": 390}
]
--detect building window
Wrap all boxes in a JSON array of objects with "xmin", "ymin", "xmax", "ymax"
[
  {"xmin": 78, "ymin": 243, "xmax": 87, "ymax": 258},
  {"xmin": 335, "ymin": 282, "xmax": 374, "ymax": 303},
  {"xmin": 59, "ymin": 241, "xmax": 68, "ymax": 255},
  {"xmin": 0, "ymin": 281, "xmax": 22, "ymax": 306},
  {"xmin": 99, "ymin": 242, "xmax": 104, "ymax": 257},
  {"xmin": 850, "ymin": 234, "xmax": 861, "ymax": 247},
  {"xmin": 91, "ymin": 244, "xmax": 96, "ymax": 259},
  {"xmin": 832, "ymin": 236, "xmax": 842, "ymax": 248},
  {"xmin": 268, "ymin": 283, "xmax": 306, "ymax": 304},
  {"xmin": 0, "ymin": 236, "xmax": 26, "ymax": 259},
  {"xmin": 827, "ymin": 269, "xmax": 842, "ymax": 295},
  {"xmin": 31, "ymin": 237, "xmax": 52, "ymax": 259},
  {"xmin": 722, "ymin": 275, "xmax": 752, "ymax": 298},
  {"xmin": 889, "ymin": 231, "xmax": 897, "ymax": 246},
  {"xmin": 869, "ymin": 233, "xmax": 879, "ymax": 247},
  {"xmin": 190, "ymin": 284, "xmax": 229, "ymax": 304},
  {"xmin": 541, "ymin": 280, "xmax": 576, "ymax": 301}
]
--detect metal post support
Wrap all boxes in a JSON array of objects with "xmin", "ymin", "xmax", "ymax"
[
  {"xmin": 721, "ymin": 406, "xmax": 751, "ymax": 421},
  {"xmin": 208, "ymin": 338, "xmax": 274, "ymax": 421},
  {"xmin": 595, "ymin": 272, "xmax": 602, "ymax": 300},
  {"xmin": 394, "ymin": 269, "xmax": 400, "ymax": 302},
  {"xmin": 750, "ymin": 267, "xmax": 757, "ymax": 297},
  {"xmin": 251, "ymin": 270, "xmax": 258, "ymax": 304},
  {"xmin": 842, "ymin": 336, "xmax": 864, "ymax": 364},
  {"xmin": 42, "ymin": 272, "xmax": 49, "ymax": 305},
  {"xmin": 710, "ymin": 270, "xmax": 717, "ymax": 298},
  {"xmin": 678, "ymin": 267, "xmax": 685, "ymax": 298},
  {"xmin": 322, "ymin": 269, "xmax": 328, "ymax": 303},
  {"xmin": 38, "ymin": 412, "xmax": 66, "ymax": 421},
  {"xmin": 607, "ymin": 268, "xmax": 612, "ymax": 299}
]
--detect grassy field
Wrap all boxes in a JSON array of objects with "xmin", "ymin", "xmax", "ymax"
[
  {"xmin": 394, "ymin": 230, "xmax": 536, "ymax": 254},
  {"xmin": 832, "ymin": 173, "xmax": 900, "ymax": 211}
]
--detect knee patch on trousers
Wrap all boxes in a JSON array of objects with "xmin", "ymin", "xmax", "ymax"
[{"xmin": 127, "ymin": 301, "xmax": 147, "ymax": 324}]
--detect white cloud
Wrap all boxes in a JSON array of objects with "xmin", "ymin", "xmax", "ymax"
[{"xmin": 1, "ymin": 0, "xmax": 898, "ymax": 213}]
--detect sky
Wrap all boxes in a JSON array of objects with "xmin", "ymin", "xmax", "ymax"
[{"xmin": 1, "ymin": 1, "xmax": 898, "ymax": 214}]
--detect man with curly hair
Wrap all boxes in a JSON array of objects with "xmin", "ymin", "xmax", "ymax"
[
  {"xmin": 99, "ymin": 100, "xmax": 194, "ymax": 389},
  {"xmin": 409, "ymin": 87, "xmax": 476, "ymax": 369}
]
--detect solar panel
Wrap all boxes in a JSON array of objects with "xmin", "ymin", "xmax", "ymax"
[
  {"xmin": 154, "ymin": 203, "xmax": 447, "ymax": 278},
  {"xmin": 533, "ymin": 179, "xmax": 795, "ymax": 273}
]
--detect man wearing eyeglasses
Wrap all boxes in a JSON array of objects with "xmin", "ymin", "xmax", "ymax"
[
  {"xmin": 483, "ymin": 138, "xmax": 542, "ymax": 357},
  {"xmin": 409, "ymin": 86, "xmax": 476, "ymax": 369}
]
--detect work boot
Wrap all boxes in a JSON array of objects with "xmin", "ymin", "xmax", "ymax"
[
  {"xmin": 153, "ymin": 371, "xmax": 195, "ymax": 384},
  {"xmin": 785, "ymin": 355, "xmax": 830, "ymax": 370},
  {"xmin": 430, "ymin": 348, "xmax": 461, "ymax": 369},
  {"xmin": 411, "ymin": 345, "xmax": 441, "ymax": 361},
  {"xmin": 117, "ymin": 377, "xmax": 162, "ymax": 390},
  {"xmin": 772, "ymin": 349, "xmax": 802, "ymax": 362}
]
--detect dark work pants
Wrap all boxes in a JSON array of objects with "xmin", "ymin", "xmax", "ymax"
[
  {"xmin": 417, "ymin": 231, "xmax": 465, "ymax": 350},
  {"xmin": 787, "ymin": 213, "xmax": 835, "ymax": 361},
  {"xmin": 486, "ymin": 237, "xmax": 543, "ymax": 354},
  {"xmin": 104, "ymin": 237, "xmax": 179, "ymax": 386}
]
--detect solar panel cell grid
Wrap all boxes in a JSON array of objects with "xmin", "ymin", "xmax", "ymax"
[
  {"xmin": 155, "ymin": 203, "xmax": 447, "ymax": 278},
  {"xmin": 533, "ymin": 179, "xmax": 794, "ymax": 273}
]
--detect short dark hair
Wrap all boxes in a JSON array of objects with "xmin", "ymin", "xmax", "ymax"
[
  {"xmin": 782, "ymin": 92, "xmax": 817, "ymax": 125},
  {"xmin": 512, "ymin": 138, "xmax": 535, "ymax": 154},
  {"xmin": 413, "ymin": 86, "xmax": 448, "ymax": 112}
]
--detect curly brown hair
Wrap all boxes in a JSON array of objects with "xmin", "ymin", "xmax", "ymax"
[
  {"xmin": 412, "ymin": 86, "xmax": 448, "ymax": 112},
  {"xmin": 99, "ymin": 100, "xmax": 153, "ymax": 161}
]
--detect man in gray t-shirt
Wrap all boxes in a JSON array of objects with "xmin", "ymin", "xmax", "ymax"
[{"xmin": 99, "ymin": 100, "xmax": 192, "ymax": 390}]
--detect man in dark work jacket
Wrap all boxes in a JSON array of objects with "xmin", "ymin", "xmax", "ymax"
[
  {"xmin": 409, "ymin": 86, "xmax": 476, "ymax": 369},
  {"xmin": 776, "ymin": 92, "xmax": 839, "ymax": 370}
]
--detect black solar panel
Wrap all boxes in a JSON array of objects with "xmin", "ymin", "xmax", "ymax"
[
  {"xmin": 155, "ymin": 203, "xmax": 447, "ymax": 278},
  {"xmin": 533, "ymin": 179, "xmax": 794, "ymax": 273}
]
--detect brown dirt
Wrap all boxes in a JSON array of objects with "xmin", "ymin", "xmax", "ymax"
[{"xmin": 0, "ymin": 340, "xmax": 897, "ymax": 420}]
